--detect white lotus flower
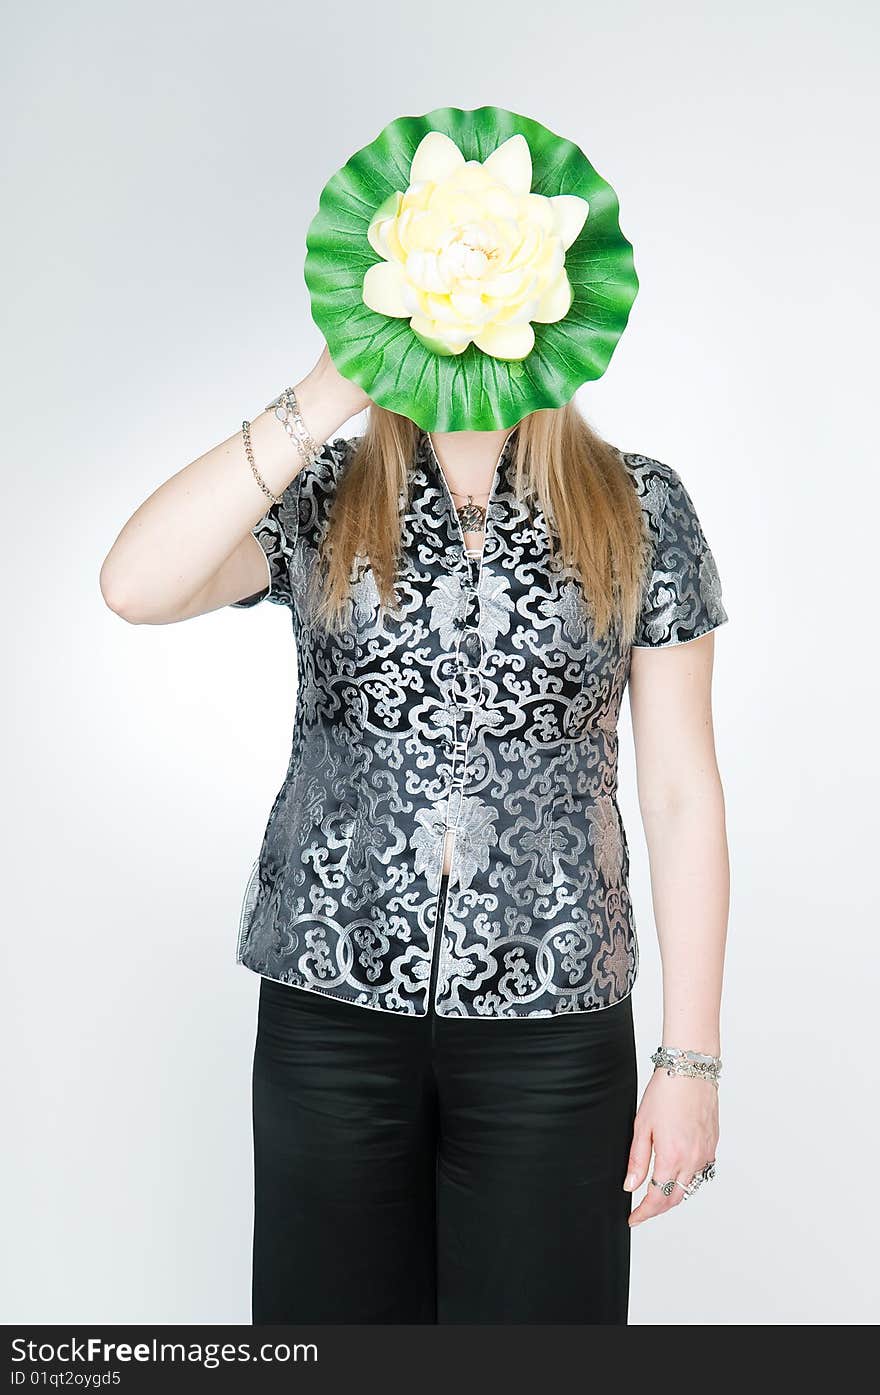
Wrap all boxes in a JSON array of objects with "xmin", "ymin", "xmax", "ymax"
[{"xmin": 362, "ymin": 131, "xmax": 589, "ymax": 361}]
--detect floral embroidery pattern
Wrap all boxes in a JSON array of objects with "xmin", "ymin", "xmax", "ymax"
[
  {"xmin": 643, "ymin": 475, "xmax": 670, "ymax": 533},
  {"xmin": 540, "ymin": 578, "xmax": 589, "ymax": 645},
  {"xmin": 519, "ymin": 816, "xmax": 569, "ymax": 883},
  {"xmin": 587, "ymin": 796, "xmax": 625, "ymax": 887},
  {"xmin": 427, "ymin": 573, "xmax": 466, "ymax": 649},
  {"xmin": 631, "ymin": 457, "xmax": 728, "ymax": 648},
  {"xmin": 475, "ymin": 571, "xmax": 513, "ymax": 650},
  {"xmin": 595, "ymin": 927, "xmax": 631, "ymax": 999},
  {"xmin": 342, "ymin": 798, "xmax": 406, "ymax": 877},
  {"xmin": 349, "ymin": 563, "xmax": 381, "ymax": 624},
  {"xmin": 412, "ymin": 795, "xmax": 499, "ymax": 893},
  {"xmin": 699, "ymin": 549, "xmax": 724, "ymax": 617}
]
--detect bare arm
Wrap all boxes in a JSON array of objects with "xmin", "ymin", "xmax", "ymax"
[
  {"xmin": 630, "ymin": 631, "xmax": 729, "ymax": 1053},
  {"xmin": 99, "ymin": 346, "xmax": 369, "ymax": 624},
  {"xmin": 623, "ymin": 631, "xmax": 730, "ymax": 1224}
]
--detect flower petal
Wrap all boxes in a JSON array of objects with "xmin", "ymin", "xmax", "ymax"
[
  {"xmin": 450, "ymin": 290, "xmax": 493, "ymax": 324},
  {"xmin": 494, "ymin": 290, "xmax": 539, "ymax": 325},
  {"xmin": 402, "ymin": 209, "xmax": 450, "ymax": 252},
  {"xmin": 520, "ymin": 193, "xmax": 555, "ymax": 233},
  {"xmin": 363, "ymin": 261, "xmax": 410, "ymax": 318},
  {"xmin": 425, "ymin": 293, "xmax": 460, "ymax": 323},
  {"xmin": 482, "ymin": 134, "xmax": 532, "ymax": 195},
  {"xmin": 473, "ymin": 321, "xmax": 535, "ymax": 360},
  {"xmin": 410, "ymin": 316, "xmax": 471, "ymax": 355},
  {"xmin": 484, "ymin": 186, "xmax": 518, "ymax": 220},
  {"xmin": 533, "ymin": 271, "xmax": 573, "ymax": 324},
  {"xmin": 456, "ymin": 162, "xmax": 494, "ymax": 193},
  {"xmin": 402, "ymin": 181, "xmax": 434, "ymax": 212},
  {"xmin": 406, "ymin": 250, "xmax": 450, "ymax": 295},
  {"xmin": 367, "ymin": 191, "xmax": 403, "ymax": 256},
  {"xmin": 482, "ymin": 267, "xmax": 530, "ymax": 300},
  {"xmin": 410, "ymin": 131, "xmax": 466, "ymax": 185},
  {"xmin": 550, "ymin": 194, "xmax": 590, "ymax": 249},
  {"xmin": 429, "ymin": 184, "xmax": 482, "ymax": 225},
  {"xmin": 370, "ymin": 218, "xmax": 406, "ymax": 264},
  {"xmin": 535, "ymin": 238, "xmax": 565, "ymax": 280},
  {"xmin": 507, "ymin": 223, "xmax": 543, "ymax": 270}
]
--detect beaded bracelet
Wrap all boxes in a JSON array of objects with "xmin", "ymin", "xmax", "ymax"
[{"xmin": 650, "ymin": 1046, "xmax": 722, "ymax": 1087}]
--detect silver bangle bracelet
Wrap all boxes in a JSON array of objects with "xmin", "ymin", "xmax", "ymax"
[
  {"xmin": 650, "ymin": 1045, "xmax": 722, "ymax": 1087},
  {"xmin": 265, "ymin": 385, "xmax": 320, "ymax": 471}
]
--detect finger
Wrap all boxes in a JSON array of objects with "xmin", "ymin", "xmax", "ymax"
[
  {"xmin": 629, "ymin": 1176, "xmax": 685, "ymax": 1226},
  {"xmin": 623, "ymin": 1124, "xmax": 653, "ymax": 1192},
  {"xmin": 677, "ymin": 1154, "xmax": 714, "ymax": 1198},
  {"xmin": 629, "ymin": 1156, "xmax": 687, "ymax": 1226}
]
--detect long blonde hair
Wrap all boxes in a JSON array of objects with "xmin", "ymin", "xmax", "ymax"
[{"xmin": 315, "ymin": 401, "xmax": 650, "ymax": 648}]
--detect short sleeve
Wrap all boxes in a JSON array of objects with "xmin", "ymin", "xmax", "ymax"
[
  {"xmin": 628, "ymin": 456, "xmax": 729, "ymax": 648},
  {"xmin": 230, "ymin": 482, "xmax": 299, "ymax": 609},
  {"xmin": 230, "ymin": 434, "xmax": 359, "ymax": 610}
]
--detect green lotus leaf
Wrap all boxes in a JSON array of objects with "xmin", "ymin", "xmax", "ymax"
[{"xmin": 304, "ymin": 106, "xmax": 638, "ymax": 431}]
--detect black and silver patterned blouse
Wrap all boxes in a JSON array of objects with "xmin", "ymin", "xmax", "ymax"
[{"xmin": 231, "ymin": 428, "xmax": 728, "ymax": 1018}]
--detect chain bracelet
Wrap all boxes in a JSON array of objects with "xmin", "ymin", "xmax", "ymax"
[
  {"xmin": 265, "ymin": 386, "xmax": 320, "ymax": 471},
  {"xmin": 650, "ymin": 1046, "xmax": 722, "ymax": 1088},
  {"xmin": 242, "ymin": 419, "xmax": 282, "ymax": 507}
]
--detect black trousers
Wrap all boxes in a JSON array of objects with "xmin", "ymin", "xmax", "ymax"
[{"xmin": 251, "ymin": 882, "xmax": 638, "ymax": 1325}]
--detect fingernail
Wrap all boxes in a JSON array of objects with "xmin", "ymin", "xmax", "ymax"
[{"xmin": 624, "ymin": 1174, "xmax": 637, "ymax": 1191}]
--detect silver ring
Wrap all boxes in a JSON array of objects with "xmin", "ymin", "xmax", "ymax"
[
  {"xmin": 676, "ymin": 1162, "xmax": 718, "ymax": 1199},
  {"xmin": 676, "ymin": 1175, "xmax": 704, "ymax": 1199},
  {"xmin": 650, "ymin": 1177, "xmax": 676, "ymax": 1198}
]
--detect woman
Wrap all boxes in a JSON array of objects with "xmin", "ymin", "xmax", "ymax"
[{"xmin": 99, "ymin": 344, "xmax": 729, "ymax": 1325}]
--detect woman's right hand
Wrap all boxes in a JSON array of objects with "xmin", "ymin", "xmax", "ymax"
[{"xmin": 297, "ymin": 344, "xmax": 371, "ymax": 431}]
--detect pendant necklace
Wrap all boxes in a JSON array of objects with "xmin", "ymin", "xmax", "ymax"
[
  {"xmin": 426, "ymin": 429, "xmax": 512, "ymax": 536},
  {"xmin": 451, "ymin": 492, "xmax": 488, "ymax": 531}
]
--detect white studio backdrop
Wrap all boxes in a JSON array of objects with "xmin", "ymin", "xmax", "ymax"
[{"xmin": 2, "ymin": 0, "xmax": 878, "ymax": 1325}]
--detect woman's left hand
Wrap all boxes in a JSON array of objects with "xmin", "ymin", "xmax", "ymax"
[{"xmin": 623, "ymin": 1071, "xmax": 719, "ymax": 1226}]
